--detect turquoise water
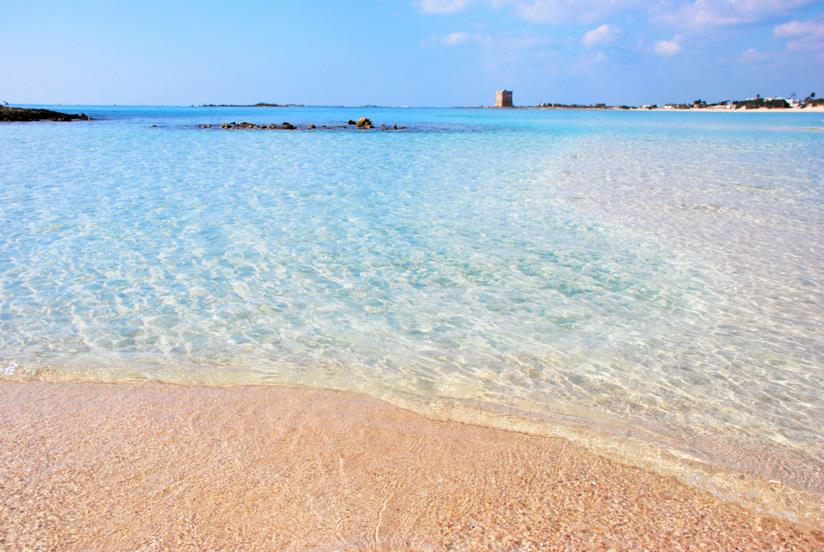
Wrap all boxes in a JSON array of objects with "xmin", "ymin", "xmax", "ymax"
[{"xmin": 1, "ymin": 106, "xmax": 823, "ymax": 498}]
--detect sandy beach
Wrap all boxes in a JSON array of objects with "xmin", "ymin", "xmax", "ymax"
[
  {"xmin": 650, "ymin": 106, "xmax": 824, "ymax": 112},
  {"xmin": 1, "ymin": 381, "xmax": 821, "ymax": 551}
]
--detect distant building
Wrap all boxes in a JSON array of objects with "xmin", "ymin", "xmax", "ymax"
[{"xmin": 495, "ymin": 90, "xmax": 513, "ymax": 108}]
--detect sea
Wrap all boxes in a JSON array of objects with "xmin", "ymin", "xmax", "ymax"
[{"xmin": 1, "ymin": 105, "xmax": 822, "ymax": 519}]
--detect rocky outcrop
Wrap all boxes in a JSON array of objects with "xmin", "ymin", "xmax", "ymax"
[
  {"xmin": 217, "ymin": 121, "xmax": 297, "ymax": 130},
  {"xmin": 0, "ymin": 106, "xmax": 90, "ymax": 122},
  {"xmin": 203, "ymin": 119, "xmax": 404, "ymax": 132}
]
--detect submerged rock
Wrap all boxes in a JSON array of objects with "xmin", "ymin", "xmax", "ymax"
[
  {"xmin": 0, "ymin": 106, "xmax": 90, "ymax": 122},
  {"xmin": 208, "ymin": 119, "xmax": 403, "ymax": 132}
]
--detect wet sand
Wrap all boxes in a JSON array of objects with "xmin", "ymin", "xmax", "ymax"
[{"xmin": 1, "ymin": 382, "xmax": 821, "ymax": 550}]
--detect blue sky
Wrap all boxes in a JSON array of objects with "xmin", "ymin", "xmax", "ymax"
[{"xmin": 2, "ymin": 0, "xmax": 822, "ymax": 106}]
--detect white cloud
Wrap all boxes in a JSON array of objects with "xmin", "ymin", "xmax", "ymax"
[
  {"xmin": 658, "ymin": 0, "xmax": 813, "ymax": 28},
  {"xmin": 442, "ymin": 31, "xmax": 472, "ymax": 45},
  {"xmin": 582, "ymin": 24, "xmax": 618, "ymax": 47},
  {"xmin": 739, "ymin": 47, "xmax": 774, "ymax": 62},
  {"xmin": 774, "ymin": 19, "xmax": 811, "ymax": 36},
  {"xmin": 654, "ymin": 37, "xmax": 682, "ymax": 56},
  {"xmin": 773, "ymin": 18, "xmax": 824, "ymax": 50},
  {"xmin": 422, "ymin": 31, "xmax": 490, "ymax": 47},
  {"xmin": 493, "ymin": 0, "xmax": 639, "ymax": 24},
  {"xmin": 570, "ymin": 49, "xmax": 610, "ymax": 73},
  {"xmin": 426, "ymin": 30, "xmax": 552, "ymax": 49},
  {"xmin": 495, "ymin": 34, "xmax": 554, "ymax": 49},
  {"xmin": 416, "ymin": 0, "xmax": 471, "ymax": 14},
  {"xmin": 494, "ymin": 0, "xmax": 813, "ymax": 28},
  {"xmin": 491, "ymin": 0, "xmax": 821, "ymax": 29}
]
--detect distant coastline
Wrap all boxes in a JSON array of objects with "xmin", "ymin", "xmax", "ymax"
[
  {"xmin": 520, "ymin": 94, "xmax": 824, "ymax": 112},
  {"xmin": 196, "ymin": 96, "xmax": 824, "ymax": 112},
  {"xmin": 199, "ymin": 102, "xmax": 304, "ymax": 108},
  {"xmin": 3, "ymin": 99, "xmax": 823, "ymax": 117},
  {"xmin": 531, "ymin": 104, "xmax": 824, "ymax": 112}
]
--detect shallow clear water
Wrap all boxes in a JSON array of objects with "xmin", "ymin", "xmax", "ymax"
[{"xmin": 1, "ymin": 106, "xmax": 823, "ymax": 497}]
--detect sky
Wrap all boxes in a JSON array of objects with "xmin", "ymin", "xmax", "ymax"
[{"xmin": 2, "ymin": 0, "xmax": 823, "ymax": 106}]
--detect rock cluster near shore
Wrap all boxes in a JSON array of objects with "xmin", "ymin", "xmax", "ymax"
[
  {"xmin": 349, "ymin": 117, "xmax": 373, "ymax": 128},
  {"xmin": 0, "ymin": 106, "xmax": 90, "ymax": 122},
  {"xmin": 199, "ymin": 118, "xmax": 402, "ymax": 131},
  {"xmin": 201, "ymin": 122, "xmax": 299, "ymax": 130}
]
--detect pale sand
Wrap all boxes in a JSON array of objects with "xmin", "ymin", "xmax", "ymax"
[
  {"xmin": 1, "ymin": 382, "xmax": 822, "ymax": 551},
  {"xmin": 649, "ymin": 106, "xmax": 824, "ymax": 112}
]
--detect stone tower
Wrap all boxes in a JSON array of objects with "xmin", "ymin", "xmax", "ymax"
[{"xmin": 495, "ymin": 90, "xmax": 513, "ymax": 107}]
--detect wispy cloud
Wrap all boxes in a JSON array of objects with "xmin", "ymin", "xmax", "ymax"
[
  {"xmin": 657, "ymin": 0, "xmax": 813, "ymax": 28},
  {"xmin": 493, "ymin": 0, "xmax": 639, "ymax": 23},
  {"xmin": 416, "ymin": 0, "xmax": 471, "ymax": 14},
  {"xmin": 495, "ymin": 34, "xmax": 554, "ymax": 49},
  {"xmin": 442, "ymin": 31, "xmax": 473, "ymax": 45},
  {"xmin": 425, "ymin": 30, "xmax": 553, "ymax": 50},
  {"xmin": 582, "ymin": 24, "xmax": 618, "ymax": 47},
  {"xmin": 739, "ymin": 47, "xmax": 774, "ymax": 62},
  {"xmin": 493, "ymin": 0, "xmax": 814, "ymax": 29},
  {"xmin": 773, "ymin": 17, "xmax": 824, "ymax": 51},
  {"xmin": 422, "ymin": 31, "xmax": 487, "ymax": 47},
  {"xmin": 654, "ymin": 36, "xmax": 682, "ymax": 56}
]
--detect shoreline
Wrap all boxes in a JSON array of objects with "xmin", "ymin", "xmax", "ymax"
[
  {"xmin": 529, "ymin": 105, "xmax": 824, "ymax": 112},
  {"xmin": 1, "ymin": 380, "xmax": 821, "ymax": 549},
  {"xmin": 4, "ymin": 367, "xmax": 822, "ymax": 524},
  {"xmin": 6, "ymin": 103, "xmax": 824, "ymax": 113}
]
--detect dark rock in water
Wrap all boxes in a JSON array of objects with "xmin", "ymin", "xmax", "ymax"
[
  {"xmin": 214, "ymin": 121, "xmax": 301, "ymax": 131},
  {"xmin": 0, "ymin": 106, "xmax": 90, "ymax": 122},
  {"xmin": 150, "ymin": 124, "xmax": 159, "ymax": 128},
  {"xmin": 211, "ymin": 120, "xmax": 401, "ymax": 132}
]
